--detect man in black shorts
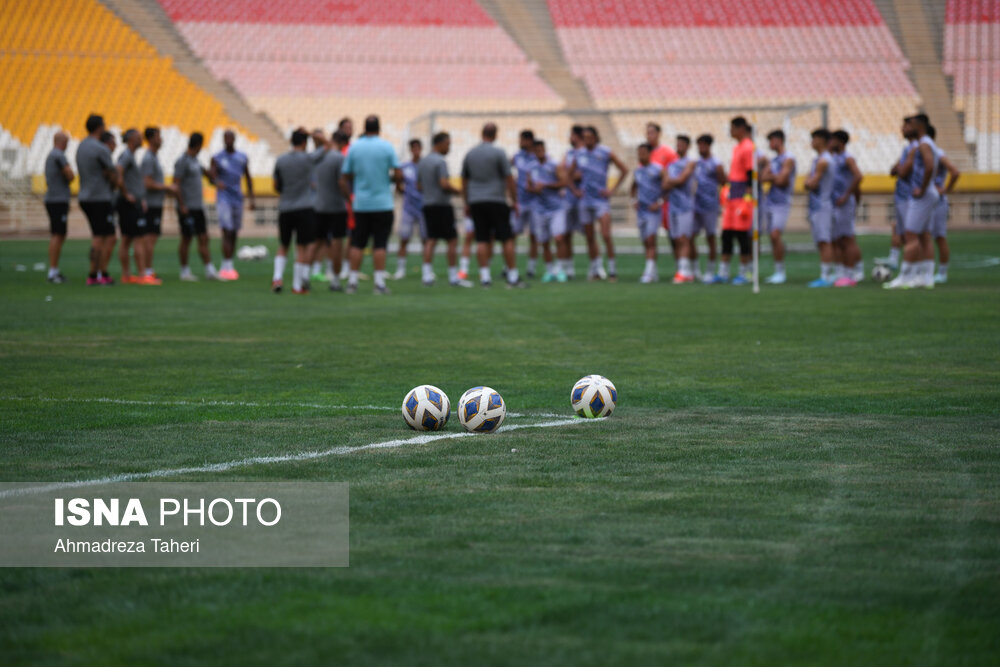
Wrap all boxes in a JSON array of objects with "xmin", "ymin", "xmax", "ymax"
[
  {"xmin": 273, "ymin": 128, "xmax": 323, "ymax": 294},
  {"xmin": 76, "ymin": 114, "xmax": 119, "ymax": 286},
  {"xmin": 116, "ymin": 128, "xmax": 158, "ymax": 284},
  {"xmin": 141, "ymin": 126, "xmax": 178, "ymax": 279},
  {"xmin": 43, "ymin": 131, "xmax": 74, "ymax": 283},
  {"xmin": 339, "ymin": 115, "xmax": 402, "ymax": 295},
  {"xmin": 461, "ymin": 122, "xmax": 524, "ymax": 288},
  {"xmin": 313, "ymin": 130, "xmax": 349, "ymax": 291},
  {"xmin": 417, "ymin": 132, "xmax": 468, "ymax": 288},
  {"xmin": 174, "ymin": 132, "xmax": 221, "ymax": 281}
]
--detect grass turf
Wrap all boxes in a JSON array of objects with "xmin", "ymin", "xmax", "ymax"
[{"xmin": 1, "ymin": 232, "xmax": 999, "ymax": 665}]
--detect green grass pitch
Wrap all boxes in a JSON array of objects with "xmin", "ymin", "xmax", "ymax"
[{"xmin": 1, "ymin": 232, "xmax": 999, "ymax": 665}]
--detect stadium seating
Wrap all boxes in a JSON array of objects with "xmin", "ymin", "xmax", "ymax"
[
  {"xmin": 0, "ymin": 0, "xmax": 254, "ymax": 177},
  {"xmin": 944, "ymin": 1, "xmax": 999, "ymax": 171},
  {"xmin": 547, "ymin": 0, "xmax": 920, "ymax": 173},
  {"xmin": 157, "ymin": 0, "xmax": 563, "ymax": 150}
]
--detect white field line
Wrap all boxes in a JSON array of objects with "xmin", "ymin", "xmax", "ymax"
[
  {"xmin": 0, "ymin": 397, "xmax": 568, "ymax": 419},
  {"xmin": 0, "ymin": 417, "xmax": 593, "ymax": 498}
]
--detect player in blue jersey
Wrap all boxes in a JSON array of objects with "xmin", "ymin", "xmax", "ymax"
[
  {"xmin": 829, "ymin": 130, "xmax": 864, "ymax": 286},
  {"xmin": 511, "ymin": 130, "xmax": 539, "ymax": 278},
  {"xmin": 394, "ymin": 138, "xmax": 425, "ymax": 280},
  {"xmin": 527, "ymin": 140, "xmax": 569, "ymax": 283},
  {"xmin": 759, "ymin": 130, "xmax": 796, "ymax": 284},
  {"xmin": 804, "ymin": 129, "xmax": 836, "ymax": 287},
  {"xmin": 926, "ymin": 126, "xmax": 960, "ymax": 283},
  {"xmin": 882, "ymin": 120, "xmax": 918, "ymax": 270},
  {"xmin": 630, "ymin": 143, "xmax": 663, "ymax": 283},
  {"xmin": 692, "ymin": 134, "xmax": 725, "ymax": 283},
  {"xmin": 210, "ymin": 130, "xmax": 255, "ymax": 281},
  {"xmin": 662, "ymin": 135, "xmax": 697, "ymax": 284},
  {"xmin": 579, "ymin": 126, "xmax": 629, "ymax": 281},
  {"xmin": 887, "ymin": 114, "xmax": 939, "ymax": 289},
  {"xmin": 560, "ymin": 125, "xmax": 587, "ymax": 279}
]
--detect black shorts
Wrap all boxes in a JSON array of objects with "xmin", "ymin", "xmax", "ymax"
[
  {"xmin": 117, "ymin": 199, "xmax": 147, "ymax": 237},
  {"xmin": 146, "ymin": 206, "xmax": 162, "ymax": 236},
  {"xmin": 423, "ymin": 205, "xmax": 457, "ymax": 241},
  {"xmin": 470, "ymin": 202, "xmax": 511, "ymax": 243},
  {"xmin": 350, "ymin": 210, "xmax": 394, "ymax": 250},
  {"xmin": 278, "ymin": 208, "xmax": 317, "ymax": 247},
  {"xmin": 179, "ymin": 209, "xmax": 207, "ymax": 238},
  {"xmin": 45, "ymin": 202, "xmax": 69, "ymax": 236},
  {"xmin": 79, "ymin": 200, "xmax": 115, "ymax": 237},
  {"xmin": 316, "ymin": 211, "xmax": 348, "ymax": 241},
  {"xmin": 722, "ymin": 229, "xmax": 751, "ymax": 257}
]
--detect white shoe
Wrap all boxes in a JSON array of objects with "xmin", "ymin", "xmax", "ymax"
[
  {"xmin": 765, "ymin": 272, "xmax": 786, "ymax": 285},
  {"xmin": 596, "ymin": 265, "xmax": 608, "ymax": 280},
  {"xmin": 883, "ymin": 274, "xmax": 913, "ymax": 290},
  {"xmin": 639, "ymin": 272, "xmax": 658, "ymax": 284},
  {"xmin": 933, "ymin": 273, "xmax": 947, "ymax": 284},
  {"xmin": 180, "ymin": 273, "xmax": 198, "ymax": 282},
  {"xmin": 393, "ymin": 268, "xmax": 406, "ymax": 280}
]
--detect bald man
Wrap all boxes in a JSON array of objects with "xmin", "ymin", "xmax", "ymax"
[
  {"xmin": 210, "ymin": 129, "xmax": 255, "ymax": 281},
  {"xmin": 43, "ymin": 131, "xmax": 75, "ymax": 283}
]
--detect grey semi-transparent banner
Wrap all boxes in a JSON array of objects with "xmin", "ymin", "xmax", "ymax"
[{"xmin": 0, "ymin": 482, "xmax": 349, "ymax": 567}]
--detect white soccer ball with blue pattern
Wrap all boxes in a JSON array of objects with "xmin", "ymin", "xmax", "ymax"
[
  {"xmin": 402, "ymin": 385, "xmax": 450, "ymax": 431},
  {"xmin": 571, "ymin": 375, "xmax": 617, "ymax": 419},
  {"xmin": 458, "ymin": 386, "xmax": 506, "ymax": 433},
  {"xmin": 872, "ymin": 264, "xmax": 893, "ymax": 283}
]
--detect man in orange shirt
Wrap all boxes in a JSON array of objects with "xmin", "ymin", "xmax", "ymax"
[
  {"xmin": 717, "ymin": 116, "xmax": 755, "ymax": 285},
  {"xmin": 646, "ymin": 123, "xmax": 677, "ymax": 251}
]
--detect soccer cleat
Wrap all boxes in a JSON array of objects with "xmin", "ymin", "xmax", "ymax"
[
  {"xmin": 98, "ymin": 275, "xmax": 115, "ymax": 286},
  {"xmin": 933, "ymin": 273, "xmax": 947, "ymax": 284},
  {"xmin": 450, "ymin": 279, "xmax": 473, "ymax": 288},
  {"xmin": 47, "ymin": 273, "xmax": 67, "ymax": 284},
  {"xmin": 271, "ymin": 280, "xmax": 283, "ymax": 293},
  {"xmin": 526, "ymin": 270, "xmax": 536, "ymax": 279},
  {"xmin": 393, "ymin": 268, "xmax": 406, "ymax": 280},
  {"xmin": 329, "ymin": 281, "xmax": 343, "ymax": 292},
  {"xmin": 833, "ymin": 277, "xmax": 857, "ymax": 287},
  {"xmin": 138, "ymin": 275, "xmax": 163, "ymax": 286},
  {"xmin": 556, "ymin": 271, "xmax": 568, "ymax": 283},
  {"xmin": 312, "ymin": 272, "xmax": 329, "ymax": 283},
  {"xmin": 765, "ymin": 272, "xmax": 786, "ymax": 285},
  {"xmin": 480, "ymin": 281, "xmax": 492, "ymax": 288},
  {"xmin": 807, "ymin": 278, "xmax": 834, "ymax": 288},
  {"xmin": 457, "ymin": 269, "xmax": 469, "ymax": 280},
  {"xmin": 596, "ymin": 265, "xmax": 608, "ymax": 281},
  {"xmin": 422, "ymin": 279, "xmax": 434, "ymax": 287},
  {"xmin": 180, "ymin": 273, "xmax": 199, "ymax": 282},
  {"xmin": 542, "ymin": 272, "xmax": 556, "ymax": 283},
  {"xmin": 374, "ymin": 284, "xmax": 391, "ymax": 295},
  {"xmin": 731, "ymin": 275, "xmax": 750, "ymax": 286},
  {"xmin": 87, "ymin": 276, "xmax": 100, "ymax": 286},
  {"xmin": 607, "ymin": 273, "xmax": 618, "ymax": 283},
  {"xmin": 344, "ymin": 283, "xmax": 358, "ymax": 294},
  {"xmin": 122, "ymin": 275, "xmax": 139, "ymax": 284},
  {"xmin": 505, "ymin": 280, "xmax": 529, "ymax": 289},
  {"xmin": 219, "ymin": 269, "xmax": 239, "ymax": 281},
  {"xmin": 639, "ymin": 273, "xmax": 658, "ymax": 284},
  {"xmin": 709, "ymin": 274, "xmax": 727, "ymax": 284},
  {"xmin": 292, "ymin": 287, "xmax": 309, "ymax": 295}
]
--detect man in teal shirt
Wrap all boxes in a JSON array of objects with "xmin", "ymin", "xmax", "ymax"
[{"xmin": 340, "ymin": 115, "xmax": 402, "ymax": 295}]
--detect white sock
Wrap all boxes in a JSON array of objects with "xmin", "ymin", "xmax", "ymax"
[
  {"xmin": 545, "ymin": 261, "xmax": 555, "ymax": 275},
  {"xmin": 374, "ymin": 270, "xmax": 388, "ymax": 289},
  {"xmin": 48, "ymin": 267, "xmax": 59, "ymax": 278},
  {"xmin": 718, "ymin": 262, "xmax": 730, "ymax": 279},
  {"xmin": 397, "ymin": 256, "xmax": 407, "ymax": 272},
  {"xmin": 180, "ymin": 264, "xmax": 191, "ymax": 276},
  {"xmin": 459, "ymin": 256, "xmax": 469, "ymax": 273},
  {"xmin": 899, "ymin": 261, "xmax": 913, "ymax": 278},
  {"xmin": 565, "ymin": 260, "xmax": 576, "ymax": 276},
  {"xmin": 527, "ymin": 258, "xmax": 537, "ymax": 274},
  {"xmin": 679, "ymin": 257, "xmax": 691, "ymax": 277},
  {"xmin": 853, "ymin": 261, "xmax": 864, "ymax": 280},
  {"xmin": 330, "ymin": 273, "xmax": 341, "ymax": 287},
  {"xmin": 311, "ymin": 261, "xmax": 321, "ymax": 275},
  {"xmin": 144, "ymin": 268, "xmax": 154, "ymax": 277},
  {"xmin": 204, "ymin": 262, "xmax": 217, "ymax": 277},
  {"xmin": 222, "ymin": 259, "xmax": 234, "ymax": 272},
  {"xmin": 339, "ymin": 264, "xmax": 350, "ymax": 280},
  {"xmin": 448, "ymin": 266, "xmax": 458, "ymax": 282},
  {"xmin": 273, "ymin": 256, "xmax": 286, "ymax": 282},
  {"xmin": 644, "ymin": 259, "xmax": 656, "ymax": 275},
  {"xmin": 349, "ymin": 270, "xmax": 359, "ymax": 287},
  {"xmin": 422, "ymin": 262, "xmax": 434, "ymax": 282},
  {"xmin": 888, "ymin": 247, "xmax": 901, "ymax": 266},
  {"xmin": 324, "ymin": 259, "xmax": 333, "ymax": 274},
  {"xmin": 295, "ymin": 263, "xmax": 310, "ymax": 290},
  {"xmin": 479, "ymin": 267, "xmax": 491, "ymax": 283},
  {"xmin": 705, "ymin": 260, "xmax": 716, "ymax": 276},
  {"xmin": 508, "ymin": 268, "xmax": 520, "ymax": 284},
  {"xmin": 821, "ymin": 262, "xmax": 834, "ymax": 282},
  {"xmin": 739, "ymin": 262, "xmax": 749, "ymax": 278},
  {"xmin": 607, "ymin": 258, "xmax": 617, "ymax": 274},
  {"xmin": 774, "ymin": 261, "xmax": 784, "ymax": 274},
  {"xmin": 937, "ymin": 262, "xmax": 948, "ymax": 277}
]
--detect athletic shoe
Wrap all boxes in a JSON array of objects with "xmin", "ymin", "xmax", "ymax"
[
  {"xmin": 526, "ymin": 270, "xmax": 536, "ymax": 279},
  {"xmin": 98, "ymin": 276, "xmax": 115, "ymax": 286},
  {"xmin": 219, "ymin": 269, "xmax": 239, "ymax": 281},
  {"xmin": 765, "ymin": 272, "xmax": 786, "ymax": 285},
  {"xmin": 374, "ymin": 284, "xmax": 391, "ymax": 295},
  {"xmin": 450, "ymin": 279, "xmax": 473, "ymax": 288},
  {"xmin": 556, "ymin": 271, "xmax": 568, "ymax": 283},
  {"xmin": 672, "ymin": 273, "xmax": 694, "ymax": 284},
  {"xmin": 87, "ymin": 276, "xmax": 100, "ymax": 286},
  {"xmin": 138, "ymin": 275, "xmax": 163, "ymax": 286},
  {"xmin": 329, "ymin": 281, "xmax": 343, "ymax": 292},
  {"xmin": 639, "ymin": 273, "xmax": 658, "ymax": 284},
  {"xmin": 123, "ymin": 275, "xmax": 140, "ymax": 284},
  {"xmin": 808, "ymin": 278, "xmax": 834, "ymax": 288},
  {"xmin": 731, "ymin": 275, "xmax": 750, "ymax": 286},
  {"xmin": 457, "ymin": 269, "xmax": 469, "ymax": 281},
  {"xmin": 180, "ymin": 273, "xmax": 199, "ymax": 282},
  {"xmin": 607, "ymin": 273, "xmax": 618, "ymax": 283},
  {"xmin": 506, "ymin": 280, "xmax": 529, "ymax": 289},
  {"xmin": 47, "ymin": 273, "xmax": 66, "ymax": 284},
  {"xmin": 542, "ymin": 272, "xmax": 556, "ymax": 283},
  {"xmin": 312, "ymin": 272, "xmax": 328, "ymax": 283},
  {"xmin": 883, "ymin": 275, "xmax": 913, "ymax": 290},
  {"xmin": 876, "ymin": 256, "xmax": 899, "ymax": 271},
  {"xmin": 271, "ymin": 280, "xmax": 283, "ymax": 294},
  {"xmin": 422, "ymin": 279, "xmax": 434, "ymax": 288},
  {"xmin": 292, "ymin": 287, "xmax": 310, "ymax": 295},
  {"xmin": 833, "ymin": 277, "xmax": 857, "ymax": 287},
  {"xmin": 480, "ymin": 281, "xmax": 492, "ymax": 288},
  {"xmin": 596, "ymin": 265, "xmax": 608, "ymax": 281},
  {"xmin": 344, "ymin": 283, "xmax": 358, "ymax": 295},
  {"xmin": 933, "ymin": 273, "xmax": 948, "ymax": 284},
  {"xmin": 393, "ymin": 268, "xmax": 406, "ymax": 280}
]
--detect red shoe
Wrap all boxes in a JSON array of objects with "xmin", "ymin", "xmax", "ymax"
[
  {"xmin": 87, "ymin": 276, "xmax": 100, "ymax": 286},
  {"xmin": 271, "ymin": 280, "xmax": 283, "ymax": 294},
  {"xmin": 292, "ymin": 287, "xmax": 310, "ymax": 295},
  {"xmin": 219, "ymin": 269, "xmax": 239, "ymax": 281},
  {"xmin": 139, "ymin": 275, "xmax": 163, "ymax": 285},
  {"xmin": 98, "ymin": 275, "xmax": 116, "ymax": 286}
]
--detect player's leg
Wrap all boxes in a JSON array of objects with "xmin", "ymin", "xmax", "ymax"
[
  {"xmin": 178, "ymin": 214, "xmax": 195, "ymax": 281},
  {"xmin": 599, "ymin": 204, "xmax": 616, "ymax": 281},
  {"xmin": 292, "ymin": 210, "xmax": 317, "ymax": 294},
  {"xmin": 807, "ymin": 207, "xmax": 835, "ymax": 287},
  {"xmin": 458, "ymin": 216, "xmax": 473, "ymax": 280},
  {"xmin": 370, "ymin": 211, "xmax": 393, "ymax": 294},
  {"xmin": 219, "ymin": 201, "xmax": 241, "ymax": 280},
  {"xmin": 421, "ymin": 212, "xmax": 437, "ymax": 286},
  {"xmin": 144, "ymin": 208, "xmax": 161, "ymax": 277},
  {"xmin": 638, "ymin": 210, "xmax": 658, "ymax": 284},
  {"xmin": 888, "ymin": 196, "xmax": 934, "ymax": 288},
  {"xmin": 766, "ymin": 206, "xmax": 787, "ymax": 284},
  {"xmin": 46, "ymin": 203, "xmax": 68, "ymax": 283},
  {"xmin": 273, "ymin": 211, "xmax": 293, "ymax": 293},
  {"xmin": 395, "ymin": 210, "xmax": 414, "ymax": 280},
  {"xmin": 735, "ymin": 231, "xmax": 752, "ymax": 283},
  {"xmin": 579, "ymin": 203, "xmax": 602, "ymax": 280},
  {"xmin": 719, "ymin": 229, "xmax": 734, "ymax": 283},
  {"xmin": 933, "ymin": 200, "xmax": 950, "ymax": 283}
]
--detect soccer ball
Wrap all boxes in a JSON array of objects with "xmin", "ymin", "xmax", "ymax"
[
  {"xmin": 571, "ymin": 375, "xmax": 617, "ymax": 419},
  {"xmin": 872, "ymin": 264, "xmax": 893, "ymax": 283},
  {"xmin": 236, "ymin": 245, "xmax": 254, "ymax": 261},
  {"xmin": 401, "ymin": 385, "xmax": 450, "ymax": 431},
  {"xmin": 458, "ymin": 386, "xmax": 506, "ymax": 433},
  {"xmin": 253, "ymin": 245, "xmax": 269, "ymax": 260}
]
